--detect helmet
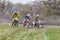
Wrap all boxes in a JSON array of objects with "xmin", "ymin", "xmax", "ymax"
[
  {"xmin": 27, "ymin": 13, "xmax": 30, "ymax": 16},
  {"xmin": 36, "ymin": 15, "xmax": 39, "ymax": 17}
]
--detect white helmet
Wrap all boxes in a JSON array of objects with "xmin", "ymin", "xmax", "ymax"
[
  {"xmin": 36, "ymin": 15, "xmax": 39, "ymax": 17},
  {"xmin": 27, "ymin": 13, "xmax": 30, "ymax": 16}
]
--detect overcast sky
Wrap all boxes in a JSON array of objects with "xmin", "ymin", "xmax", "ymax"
[{"xmin": 6, "ymin": 0, "xmax": 36, "ymax": 4}]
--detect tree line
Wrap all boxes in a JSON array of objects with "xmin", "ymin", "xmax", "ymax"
[{"xmin": 0, "ymin": 0, "xmax": 60, "ymax": 21}]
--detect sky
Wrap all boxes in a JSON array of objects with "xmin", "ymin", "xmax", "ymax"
[{"xmin": 6, "ymin": 0, "xmax": 36, "ymax": 4}]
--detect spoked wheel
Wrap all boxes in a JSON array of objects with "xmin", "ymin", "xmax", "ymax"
[
  {"xmin": 40, "ymin": 23, "xmax": 44, "ymax": 28},
  {"xmin": 31, "ymin": 22, "xmax": 40, "ymax": 28},
  {"xmin": 12, "ymin": 20, "xmax": 18, "ymax": 27},
  {"xmin": 23, "ymin": 21, "xmax": 30, "ymax": 28},
  {"xmin": 35, "ymin": 23, "xmax": 40, "ymax": 28}
]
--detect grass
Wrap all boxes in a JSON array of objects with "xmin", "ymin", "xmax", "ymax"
[
  {"xmin": 46, "ymin": 26, "xmax": 60, "ymax": 40},
  {"xmin": 0, "ymin": 24, "xmax": 60, "ymax": 40}
]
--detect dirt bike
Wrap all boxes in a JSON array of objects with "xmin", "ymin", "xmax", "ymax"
[
  {"xmin": 23, "ymin": 19, "xmax": 30, "ymax": 27},
  {"xmin": 31, "ymin": 20, "xmax": 44, "ymax": 28},
  {"xmin": 12, "ymin": 20, "xmax": 18, "ymax": 27}
]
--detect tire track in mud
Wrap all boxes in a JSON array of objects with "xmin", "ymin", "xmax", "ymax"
[
  {"xmin": 43, "ymin": 28, "xmax": 49, "ymax": 40},
  {"xmin": 6, "ymin": 27, "xmax": 24, "ymax": 40},
  {"xmin": 33, "ymin": 28, "xmax": 43, "ymax": 40},
  {"xmin": 43, "ymin": 31, "xmax": 48, "ymax": 40},
  {"xmin": 20, "ymin": 29, "xmax": 34, "ymax": 40},
  {"xmin": 15, "ymin": 29, "xmax": 33, "ymax": 40}
]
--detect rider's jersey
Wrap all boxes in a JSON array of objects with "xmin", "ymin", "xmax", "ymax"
[
  {"xmin": 25, "ymin": 16, "xmax": 30, "ymax": 20},
  {"xmin": 12, "ymin": 13, "xmax": 18, "ymax": 21},
  {"xmin": 12, "ymin": 14, "xmax": 17, "ymax": 19},
  {"xmin": 35, "ymin": 17, "xmax": 39, "ymax": 21},
  {"xmin": 14, "ymin": 17, "xmax": 18, "ymax": 21}
]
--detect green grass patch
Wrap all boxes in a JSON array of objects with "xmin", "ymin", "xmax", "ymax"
[
  {"xmin": 46, "ymin": 27, "xmax": 60, "ymax": 40},
  {"xmin": 0, "ymin": 25, "xmax": 60, "ymax": 40}
]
